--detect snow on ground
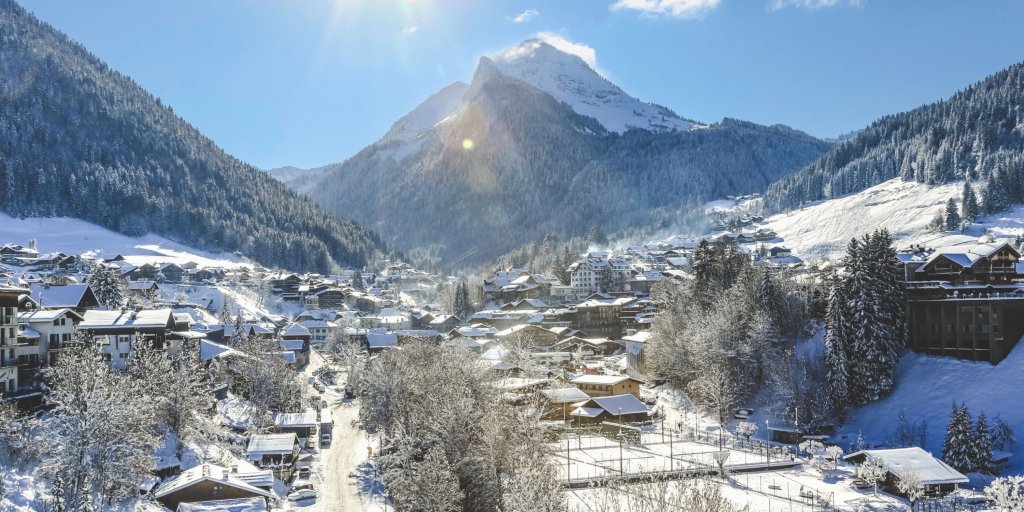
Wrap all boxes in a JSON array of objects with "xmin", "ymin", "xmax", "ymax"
[
  {"xmin": 761, "ymin": 179, "xmax": 962, "ymax": 262},
  {"xmin": 0, "ymin": 213, "xmax": 249, "ymax": 269},
  {"xmin": 842, "ymin": 341, "xmax": 1024, "ymax": 474}
]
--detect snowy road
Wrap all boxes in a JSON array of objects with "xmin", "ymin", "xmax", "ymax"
[{"xmin": 305, "ymin": 350, "xmax": 383, "ymax": 512}]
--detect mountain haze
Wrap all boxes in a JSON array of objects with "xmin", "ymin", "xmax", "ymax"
[
  {"xmin": 306, "ymin": 39, "xmax": 831, "ymax": 264},
  {"xmin": 0, "ymin": 0, "xmax": 387, "ymax": 272}
]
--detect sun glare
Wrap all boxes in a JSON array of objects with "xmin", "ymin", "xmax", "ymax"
[{"xmin": 462, "ymin": 138, "xmax": 474, "ymax": 150}]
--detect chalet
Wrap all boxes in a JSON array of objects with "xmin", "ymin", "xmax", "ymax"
[
  {"xmin": 33, "ymin": 252, "xmax": 75, "ymax": 270},
  {"xmin": 768, "ymin": 246, "xmax": 792, "ymax": 258},
  {"xmin": 79, "ymin": 308, "xmax": 192, "ymax": 369},
  {"xmin": 570, "ymin": 394, "xmax": 649, "ymax": 424},
  {"xmin": 428, "ymin": 314, "xmax": 461, "ymax": 333},
  {"xmin": 901, "ymin": 242, "xmax": 1024, "ymax": 363},
  {"xmin": 539, "ymin": 386, "xmax": 590, "ymax": 420},
  {"xmin": 844, "ymin": 448, "xmax": 968, "ymax": 498},
  {"xmin": 153, "ymin": 464, "xmax": 272, "ymax": 511},
  {"xmin": 551, "ymin": 336, "xmax": 620, "ymax": 356},
  {"xmin": 570, "ymin": 374, "xmax": 641, "ymax": 398},
  {"xmin": 0, "ymin": 285, "xmax": 29, "ymax": 398},
  {"xmin": 312, "ymin": 288, "xmax": 347, "ymax": 310},
  {"xmin": 281, "ymin": 323, "xmax": 311, "ymax": 366},
  {"xmin": 127, "ymin": 280, "xmax": 160, "ymax": 302},
  {"xmin": 299, "ymin": 319, "xmax": 336, "ymax": 346},
  {"xmin": 494, "ymin": 324, "xmax": 560, "ymax": 348},
  {"xmin": 130, "ymin": 263, "xmax": 159, "ymax": 281},
  {"xmin": 409, "ymin": 310, "xmax": 435, "ymax": 329},
  {"xmin": 0, "ymin": 243, "xmax": 38, "ymax": 260},
  {"xmin": 246, "ymin": 433, "xmax": 301, "ymax": 480},
  {"xmin": 156, "ymin": 263, "xmax": 186, "ymax": 283},
  {"xmin": 272, "ymin": 411, "xmax": 318, "ymax": 439},
  {"xmin": 28, "ymin": 283, "xmax": 101, "ymax": 313}
]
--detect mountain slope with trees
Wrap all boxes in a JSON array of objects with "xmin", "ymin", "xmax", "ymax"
[
  {"xmin": 764, "ymin": 62, "xmax": 1024, "ymax": 214},
  {"xmin": 306, "ymin": 41, "xmax": 831, "ymax": 265},
  {"xmin": 0, "ymin": 0, "xmax": 387, "ymax": 272}
]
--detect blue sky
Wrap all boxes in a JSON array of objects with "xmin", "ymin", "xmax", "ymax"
[{"xmin": 20, "ymin": 0, "xmax": 1024, "ymax": 169}]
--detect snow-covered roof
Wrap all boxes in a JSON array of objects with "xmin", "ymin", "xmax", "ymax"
[
  {"xmin": 80, "ymin": 309, "xmax": 173, "ymax": 330},
  {"xmin": 177, "ymin": 497, "xmax": 268, "ymax": 512},
  {"xmin": 282, "ymin": 339, "xmax": 305, "ymax": 351},
  {"xmin": 844, "ymin": 447, "xmax": 968, "ymax": 485},
  {"xmin": 246, "ymin": 433, "xmax": 298, "ymax": 457},
  {"xmin": 272, "ymin": 411, "xmax": 318, "ymax": 429},
  {"xmin": 621, "ymin": 331, "xmax": 652, "ymax": 344},
  {"xmin": 570, "ymin": 374, "xmax": 633, "ymax": 386},
  {"xmin": 282, "ymin": 323, "xmax": 311, "ymax": 337},
  {"xmin": 367, "ymin": 332, "xmax": 398, "ymax": 348},
  {"xmin": 587, "ymin": 394, "xmax": 649, "ymax": 416},
  {"xmin": 18, "ymin": 308, "xmax": 82, "ymax": 323},
  {"xmin": 127, "ymin": 281, "xmax": 158, "ymax": 290},
  {"xmin": 200, "ymin": 340, "xmax": 239, "ymax": 361},
  {"xmin": 541, "ymin": 387, "xmax": 590, "ymax": 404},
  {"xmin": 153, "ymin": 464, "xmax": 273, "ymax": 501},
  {"xmin": 28, "ymin": 283, "xmax": 92, "ymax": 308},
  {"xmin": 570, "ymin": 407, "xmax": 604, "ymax": 418}
]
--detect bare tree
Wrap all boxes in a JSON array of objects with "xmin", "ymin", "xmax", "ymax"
[
  {"xmin": 896, "ymin": 466, "xmax": 924, "ymax": 507},
  {"xmin": 859, "ymin": 455, "xmax": 888, "ymax": 497}
]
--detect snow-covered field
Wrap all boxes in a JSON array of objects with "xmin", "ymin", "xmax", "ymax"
[
  {"xmin": 761, "ymin": 179, "xmax": 962, "ymax": 262},
  {"xmin": 843, "ymin": 342, "xmax": 1024, "ymax": 475},
  {"xmin": 0, "ymin": 213, "xmax": 248, "ymax": 269}
]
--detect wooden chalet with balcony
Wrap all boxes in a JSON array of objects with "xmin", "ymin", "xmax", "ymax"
[{"xmin": 901, "ymin": 242, "xmax": 1024, "ymax": 363}]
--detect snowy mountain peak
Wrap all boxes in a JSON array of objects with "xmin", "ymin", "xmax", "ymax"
[
  {"xmin": 382, "ymin": 81, "xmax": 469, "ymax": 143},
  {"xmin": 485, "ymin": 38, "xmax": 696, "ymax": 134}
]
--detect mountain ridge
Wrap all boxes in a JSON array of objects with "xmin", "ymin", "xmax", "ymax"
[
  {"xmin": 301, "ymin": 39, "xmax": 831, "ymax": 265},
  {"xmin": 0, "ymin": 0, "xmax": 387, "ymax": 273}
]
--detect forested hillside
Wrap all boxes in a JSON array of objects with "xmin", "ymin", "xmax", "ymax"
[
  {"xmin": 765, "ymin": 62, "xmax": 1024, "ymax": 213},
  {"xmin": 0, "ymin": 0, "xmax": 387, "ymax": 272},
  {"xmin": 309, "ymin": 44, "xmax": 830, "ymax": 265}
]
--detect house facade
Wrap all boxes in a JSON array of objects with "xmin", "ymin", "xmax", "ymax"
[{"xmin": 901, "ymin": 243, "xmax": 1024, "ymax": 363}]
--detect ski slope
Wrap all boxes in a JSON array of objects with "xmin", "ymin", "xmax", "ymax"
[
  {"xmin": 761, "ymin": 179, "xmax": 962, "ymax": 262},
  {"xmin": 0, "ymin": 213, "xmax": 248, "ymax": 269}
]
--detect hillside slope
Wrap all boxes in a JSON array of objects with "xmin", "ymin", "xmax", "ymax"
[
  {"xmin": 308, "ymin": 40, "xmax": 830, "ymax": 264},
  {"xmin": 0, "ymin": 0, "xmax": 387, "ymax": 272},
  {"xmin": 765, "ymin": 62, "xmax": 1024, "ymax": 213}
]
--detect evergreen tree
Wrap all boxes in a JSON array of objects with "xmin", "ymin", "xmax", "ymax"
[
  {"xmin": 599, "ymin": 265, "xmax": 614, "ymax": 293},
  {"xmin": 962, "ymin": 182, "xmax": 980, "ymax": 223},
  {"xmin": 943, "ymin": 402, "xmax": 975, "ymax": 473},
  {"xmin": 351, "ymin": 270, "xmax": 365, "ymax": 291},
  {"xmin": 975, "ymin": 412, "xmax": 995, "ymax": 475},
  {"xmin": 823, "ymin": 283, "xmax": 850, "ymax": 417},
  {"xmin": 841, "ymin": 231, "xmax": 904, "ymax": 406},
  {"xmin": 86, "ymin": 265, "xmax": 126, "ymax": 310},
  {"xmin": 944, "ymin": 198, "xmax": 961, "ymax": 231}
]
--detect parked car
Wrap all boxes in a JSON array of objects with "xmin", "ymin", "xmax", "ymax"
[
  {"xmin": 320, "ymin": 432, "xmax": 332, "ymax": 447},
  {"xmin": 288, "ymin": 489, "xmax": 317, "ymax": 503}
]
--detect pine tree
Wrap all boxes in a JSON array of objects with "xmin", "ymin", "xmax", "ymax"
[
  {"xmin": 943, "ymin": 402, "xmax": 975, "ymax": 473},
  {"xmin": 824, "ymin": 283, "xmax": 850, "ymax": 417},
  {"xmin": 86, "ymin": 265, "xmax": 127, "ymax": 310},
  {"xmin": 975, "ymin": 412, "xmax": 995, "ymax": 475},
  {"xmin": 351, "ymin": 270, "xmax": 365, "ymax": 291},
  {"xmin": 944, "ymin": 198, "xmax": 961, "ymax": 231},
  {"xmin": 962, "ymin": 181, "xmax": 980, "ymax": 223}
]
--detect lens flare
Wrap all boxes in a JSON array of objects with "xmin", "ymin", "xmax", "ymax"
[{"xmin": 462, "ymin": 139, "xmax": 474, "ymax": 150}]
